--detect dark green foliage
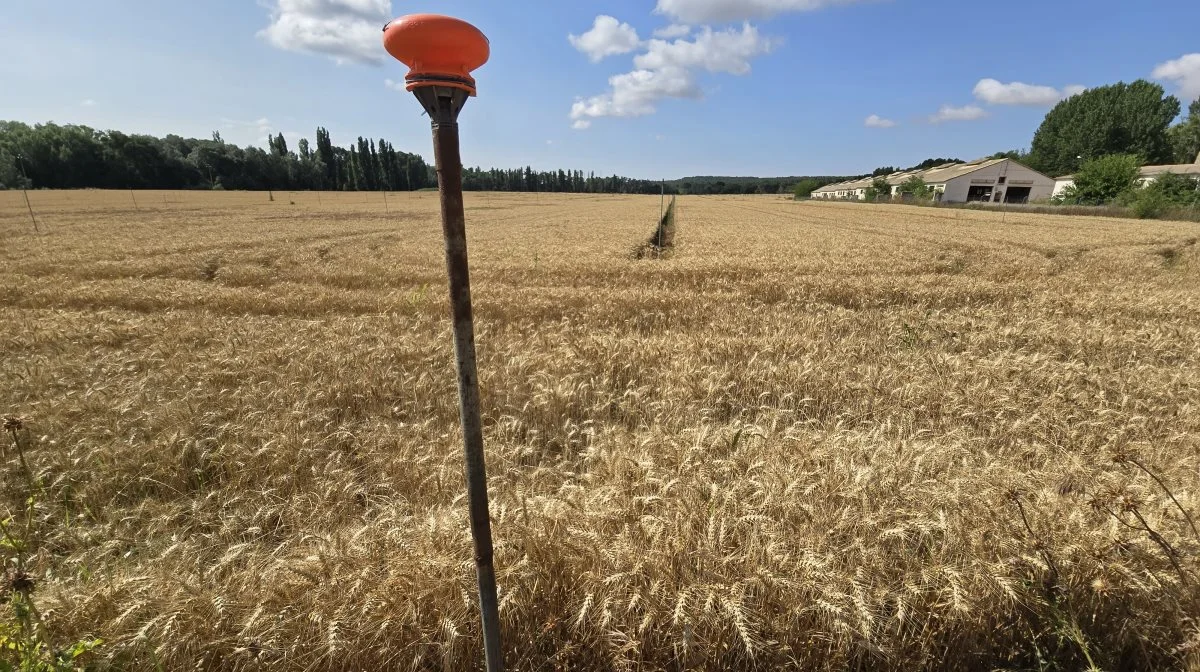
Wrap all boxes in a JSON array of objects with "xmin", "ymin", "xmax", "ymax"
[
  {"xmin": 0, "ymin": 120, "xmax": 687, "ymax": 195},
  {"xmin": 463, "ymin": 167, "xmax": 671, "ymax": 194},
  {"xmin": 989, "ymin": 149, "xmax": 1030, "ymax": 162},
  {"xmin": 897, "ymin": 176, "xmax": 932, "ymax": 200},
  {"xmin": 863, "ymin": 177, "xmax": 891, "ymax": 202},
  {"xmin": 909, "ymin": 157, "xmax": 963, "ymax": 171},
  {"xmin": 792, "ymin": 178, "xmax": 826, "ymax": 199},
  {"xmin": 1142, "ymin": 171, "xmax": 1200, "ymax": 206},
  {"xmin": 1058, "ymin": 154, "xmax": 1141, "ymax": 205},
  {"xmin": 672, "ymin": 176, "xmax": 846, "ymax": 196},
  {"xmin": 0, "ymin": 120, "xmax": 433, "ymax": 192},
  {"xmin": 873, "ymin": 159, "xmax": 962, "ymax": 177},
  {"xmin": 0, "ymin": 147, "xmax": 29, "ymax": 189},
  {"xmin": 1029, "ymin": 80, "xmax": 1180, "ymax": 177},
  {"xmin": 1131, "ymin": 189, "xmax": 1169, "ymax": 219},
  {"xmin": 1131, "ymin": 171, "xmax": 1200, "ymax": 218},
  {"xmin": 1168, "ymin": 98, "xmax": 1200, "ymax": 164}
]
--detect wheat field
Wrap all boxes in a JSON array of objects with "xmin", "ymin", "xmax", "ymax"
[{"xmin": 3, "ymin": 190, "xmax": 1200, "ymax": 670}]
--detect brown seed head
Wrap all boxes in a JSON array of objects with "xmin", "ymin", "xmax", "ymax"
[{"xmin": 3, "ymin": 416, "xmax": 24, "ymax": 432}]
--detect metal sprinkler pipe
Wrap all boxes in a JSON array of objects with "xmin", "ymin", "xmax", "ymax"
[{"xmin": 382, "ymin": 15, "xmax": 502, "ymax": 672}]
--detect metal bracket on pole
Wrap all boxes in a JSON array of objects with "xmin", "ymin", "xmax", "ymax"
[{"xmin": 413, "ymin": 86, "xmax": 470, "ymax": 128}]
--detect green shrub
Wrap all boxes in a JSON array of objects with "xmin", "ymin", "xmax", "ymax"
[
  {"xmin": 1131, "ymin": 189, "xmax": 1168, "ymax": 219},
  {"xmin": 792, "ymin": 179, "xmax": 823, "ymax": 200},
  {"xmin": 863, "ymin": 177, "xmax": 892, "ymax": 202},
  {"xmin": 1144, "ymin": 172, "xmax": 1200, "ymax": 207},
  {"xmin": 897, "ymin": 176, "xmax": 932, "ymax": 201},
  {"xmin": 1061, "ymin": 155, "xmax": 1141, "ymax": 205}
]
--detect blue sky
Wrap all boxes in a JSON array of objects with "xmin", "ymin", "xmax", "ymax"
[{"xmin": 2, "ymin": 0, "xmax": 1198, "ymax": 179}]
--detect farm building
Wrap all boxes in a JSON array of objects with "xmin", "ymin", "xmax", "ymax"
[
  {"xmin": 812, "ymin": 158, "xmax": 1055, "ymax": 204},
  {"xmin": 1052, "ymin": 160, "xmax": 1200, "ymax": 199}
]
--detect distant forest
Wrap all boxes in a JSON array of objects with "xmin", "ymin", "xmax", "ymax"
[{"xmin": 0, "ymin": 121, "xmax": 844, "ymax": 196}]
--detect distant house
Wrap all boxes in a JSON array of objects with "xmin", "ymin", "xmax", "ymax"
[
  {"xmin": 811, "ymin": 158, "xmax": 1055, "ymax": 204},
  {"xmin": 1052, "ymin": 161, "xmax": 1200, "ymax": 199}
]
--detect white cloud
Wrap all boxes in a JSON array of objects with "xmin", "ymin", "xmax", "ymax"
[
  {"xmin": 569, "ymin": 15, "xmax": 641, "ymax": 62},
  {"xmin": 635, "ymin": 24, "xmax": 777, "ymax": 75},
  {"xmin": 1153, "ymin": 53, "xmax": 1200, "ymax": 101},
  {"xmin": 258, "ymin": 0, "xmax": 391, "ymax": 65},
  {"xmin": 864, "ymin": 114, "xmax": 895, "ymax": 128},
  {"xmin": 81, "ymin": 99, "xmax": 96, "ymax": 107},
  {"xmin": 572, "ymin": 119, "xmax": 592, "ymax": 130},
  {"xmin": 972, "ymin": 78, "xmax": 1084, "ymax": 107},
  {"xmin": 653, "ymin": 24, "xmax": 692, "ymax": 38},
  {"xmin": 570, "ymin": 24, "xmax": 776, "ymax": 128},
  {"xmin": 655, "ymin": 0, "xmax": 873, "ymax": 24},
  {"xmin": 571, "ymin": 67, "xmax": 701, "ymax": 124},
  {"xmin": 384, "ymin": 78, "xmax": 404, "ymax": 92},
  {"xmin": 1062, "ymin": 85, "xmax": 1087, "ymax": 98},
  {"xmin": 929, "ymin": 105, "xmax": 987, "ymax": 123}
]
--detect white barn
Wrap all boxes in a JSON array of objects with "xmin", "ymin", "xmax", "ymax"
[{"xmin": 812, "ymin": 158, "xmax": 1055, "ymax": 204}]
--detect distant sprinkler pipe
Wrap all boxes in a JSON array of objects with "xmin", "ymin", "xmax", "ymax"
[{"xmin": 382, "ymin": 15, "xmax": 502, "ymax": 672}]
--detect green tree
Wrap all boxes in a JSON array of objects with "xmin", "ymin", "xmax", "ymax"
[
  {"xmin": 1058, "ymin": 154, "xmax": 1141, "ymax": 205},
  {"xmin": 897, "ymin": 176, "xmax": 931, "ymax": 200},
  {"xmin": 792, "ymin": 178, "xmax": 823, "ymax": 199},
  {"xmin": 1168, "ymin": 98, "xmax": 1200, "ymax": 164},
  {"xmin": 315, "ymin": 127, "xmax": 337, "ymax": 189},
  {"xmin": 269, "ymin": 132, "xmax": 288, "ymax": 157},
  {"xmin": 863, "ymin": 177, "xmax": 892, "ymax": 201},
  {"xmin": 909, "ymin": 158, "xmax": 962, "ymax": 171},
  {"xmin": 989, "ymin": 149, "xmax": 1029, "ymax": 162},
  {"xmin": 1029, "ymin": 80, "xmax": 1179, "ymax": 177},
  {"xmin": 0, "ymin": 147, "xmax": 29, "ymax": 189}
]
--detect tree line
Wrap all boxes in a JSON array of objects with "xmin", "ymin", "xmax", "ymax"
[
  {"xmin": 0, "ymin": 121, "xmax": 433, "ymax": 192},
  {"xmin": 462, "ymin": 167, "xmax": 680, "ymax": 195},
  {"xmin": 668, "ymin": 176, "xmax": 844, "ymax": 195},
  {"xmin": 0, "ymin": 121, "xmax": 694, "ymax": 195}
]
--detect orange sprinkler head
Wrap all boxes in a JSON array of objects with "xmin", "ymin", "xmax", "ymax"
[{"xmin": 383, "ymin": 14, "xmax": 489, "ymax": 96}]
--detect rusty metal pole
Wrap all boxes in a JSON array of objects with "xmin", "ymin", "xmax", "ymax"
[
  {"xmin": 415, "ymin": 86, "xmax": 503, "ymax": 672},
  {"xmin": 384, "ymin": 17, "xmax": 500, "ymax": 670}
]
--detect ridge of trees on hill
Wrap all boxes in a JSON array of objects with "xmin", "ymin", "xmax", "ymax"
[
  {"xmin": 0, "ymin": 121, "xmax": 701, "ymax": 195},
  {"xmin": 0, "ymin": 121, "xmax": 433, "ymax": 192},
  {"xmin": 668, "ymin": 175, "xmax": 847, "ymax": 195},
  {"xmin": 870, "ymin": 158, "xmax": 964, "ymax": 177},
  {"xmin": 0, "ymin": 120, "xmax": 851, "ymax": 196}
]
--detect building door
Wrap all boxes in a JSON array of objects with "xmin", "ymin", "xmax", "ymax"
[{"xmin": 1004, "ymin": 187, "xmax": 1032, "ymax": 204}]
